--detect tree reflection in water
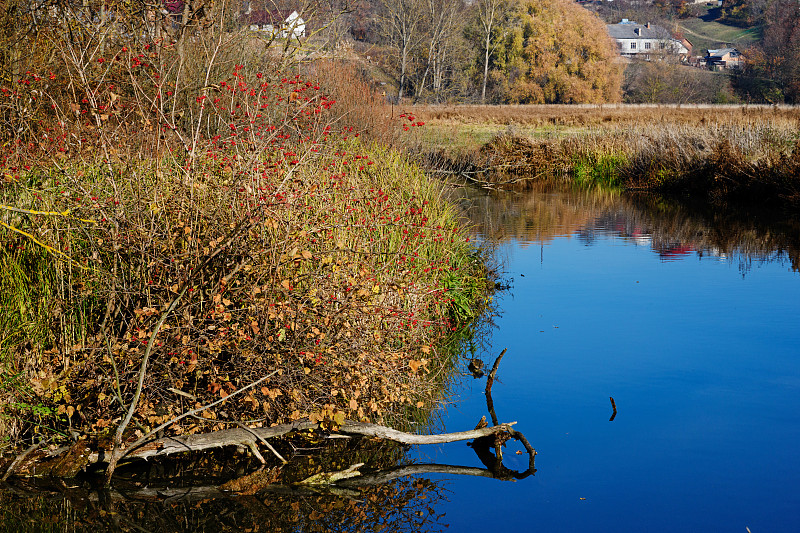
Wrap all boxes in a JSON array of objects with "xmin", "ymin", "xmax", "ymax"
[
  {"xmin": 451, "ymin": 182, "xmax": 800, "ymax": 273},
  {"xmin": 2, "ymin": 444, "xmax": 448, "ymax": 532}
]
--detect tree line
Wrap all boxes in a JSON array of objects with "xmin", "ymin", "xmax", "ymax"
[{"xmin": 339, "ymin": 0, "xmax": 622, "ymax": 104}]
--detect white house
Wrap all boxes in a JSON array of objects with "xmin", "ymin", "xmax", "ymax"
[
  {"xmin": 246, "ymin": 9, "xmax": 305, "ymax": 39},
  {"xmin": 607, "ymin": 20, "xmax": 691, "ymax": 59}
]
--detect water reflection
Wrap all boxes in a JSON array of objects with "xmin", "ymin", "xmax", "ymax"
[
  {"xmin": 1, "ymin": 475, "xmax": 448, "ymax": 532},
  {"xmin": 452, "ymin": 183, "xmax": 800, "ymax": 272}
]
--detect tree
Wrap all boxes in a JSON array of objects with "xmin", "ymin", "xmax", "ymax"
[
  {"xmin": 719, "ymin": 0, "xmax": 770, "ymax": 27},
  {"xmin": 476, "ymin": 0, "xmax": 502, "ymax": 102},
  {"xmin": 477, "ymin": 0, "xmax": 622, "ymax": 104},
  {"xmin": 377, "ymin": 0, "xmax": 426, "ymax": 102},
  {"xmin": 414, "ymin": 0, "xmax": 464, "ymax": 102},
  {"xmin": 740, "ymin": 0, "xmax": 800, "ymax": 103}
]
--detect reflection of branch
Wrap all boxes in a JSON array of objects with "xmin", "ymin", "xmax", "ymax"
[
  {"xmin": 485, "ymin": 348, "xmax": 506, "ymax": 426},
  {"xmin": 481, "ymin": 348, "xmax": 537, "ymax": 477},
  {"xmin": 337, "ymin": 463, "xmax": 501, "ymax": 487}
]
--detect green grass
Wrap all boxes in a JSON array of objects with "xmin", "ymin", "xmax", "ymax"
[
  {"xmin": 678, "ymin": 11, "xmax": 762, "ymax": 54},
  {"xmin": 572, "ymin": 152, "xmax": 627, "ymax": 189}
]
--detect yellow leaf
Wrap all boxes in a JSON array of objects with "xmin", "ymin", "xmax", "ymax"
[
  {"xmin": 349, "ymin": 398, "xmax": 358, "ymax": 410},
  {"xmin": 416, "ymin": 401, "xmax": 424, "ymax": 408}
]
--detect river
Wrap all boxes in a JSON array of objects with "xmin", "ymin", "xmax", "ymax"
[
  {"xmin": 3, "ymin": 184, "xmax": 799, "ymax": 532},
  {"xmin": 420, "ymin": 184, "xmax": 800, "ymax": 532}
]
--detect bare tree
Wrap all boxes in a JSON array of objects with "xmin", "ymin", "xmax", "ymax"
[
  {"xmin": 475, "ymin": 0, "xmax": 505, "ymax": 102},
  {"xmin": 414, "ymin": 0, "xmax": 463, "ymax": 101},
  {"xmin": 377, "ymin": 0, "xmax": 425, "ymax": 102}
]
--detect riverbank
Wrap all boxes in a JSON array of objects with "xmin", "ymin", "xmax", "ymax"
[
  {"xmin": 412, "ymin": 104, "xmax": 800, "ymax": 210},
  {"xmin": 0, "ymin": 47, "xmax": 491, "ymax": 473}
]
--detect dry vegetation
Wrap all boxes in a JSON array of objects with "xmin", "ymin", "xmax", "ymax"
[
  {"xmin": 413, "ymin": 104, "xmax": 800, "ymax": 209},
  {"xmin": 0, "ymin": 7, "xmax": 491, "ymax": 468},
  {"xmin": 414, "ymin": 103, "xmax": 800, "ymax": 130}
]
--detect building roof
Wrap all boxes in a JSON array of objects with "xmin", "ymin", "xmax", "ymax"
[
  {"xmin": 706, "ymin": 48, "xmax": 739, "ymax": 59},
  {"xmin": 607, "ymin": 21, "xmax": 671, "ymax": 40}
]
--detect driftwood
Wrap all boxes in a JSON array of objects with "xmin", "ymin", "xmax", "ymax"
[
  {"xmin": 3, "ymin": 348, "xmax": 535, "ymax": 489},
  {"xmin": 86, "ymin": 419, "xmax": 519, "ymax": 465}
]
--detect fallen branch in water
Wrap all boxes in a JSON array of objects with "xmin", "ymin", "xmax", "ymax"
[{"xmin": 78, "ymin": 419, "xmax": 519, "ymax": 466}]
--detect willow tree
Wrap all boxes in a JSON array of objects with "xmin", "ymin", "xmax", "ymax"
[{"xmin": 482, "ymin": 0, "xmax": 623, "ymax": 104}]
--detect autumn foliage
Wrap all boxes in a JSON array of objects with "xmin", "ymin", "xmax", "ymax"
[
  {"xmin": 0, "ymin": 6, "xmax": 490, "ymax": 452},
  {"xmin": 483, "ymin": 0, "xmax": 623, "ymax": 104}
]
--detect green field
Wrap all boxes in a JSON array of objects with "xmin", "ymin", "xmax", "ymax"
[{"xmin": 678, "ymin": 7, "xmax": 762, "ymax": 54}]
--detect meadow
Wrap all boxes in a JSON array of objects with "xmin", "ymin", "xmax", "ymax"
[{"xmin": 412, "ymin": 104, "xmax": 800, "ymax": 209}]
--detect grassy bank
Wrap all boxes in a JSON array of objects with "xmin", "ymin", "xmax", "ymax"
[
  {"xmin": 0, "ymin": 34, "xmax": 491, "ymax": 456},
  {"xmin": 413, "ymin": 104, "xmax": 800, "ymax": 210}
]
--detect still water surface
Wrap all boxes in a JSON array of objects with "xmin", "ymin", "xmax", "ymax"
[
  {"xmin": 422, "ymin": 185, "xmax": 800, "ymax": 532},
  {"xmin": 4, "ymin": 185, "xmax": 799, "ymax": 531}
]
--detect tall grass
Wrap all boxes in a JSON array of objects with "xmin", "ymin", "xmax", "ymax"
[{"xmin": 414, "ymin": 106, "xmax": 800, "ymax": 209}]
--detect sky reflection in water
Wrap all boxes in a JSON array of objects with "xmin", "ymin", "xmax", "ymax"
[{"xmin": 417, "ymin": 187, "xmax": 800, "ymax": 532}]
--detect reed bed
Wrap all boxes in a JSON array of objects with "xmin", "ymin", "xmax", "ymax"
[
  {"xmin": 414, "ymin": 104, "xmax": 800, "ymax": 130},
  {"xmin": 413, "ymin": 105, "xmax": 800, "ymax": 210}
]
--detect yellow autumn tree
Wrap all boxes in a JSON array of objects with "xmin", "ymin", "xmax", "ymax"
[{"xmin": 484, "ymin": 0, "xmax": 623, "ymax": 103}]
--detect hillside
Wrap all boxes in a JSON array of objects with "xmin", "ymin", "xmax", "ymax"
[{"xmin": 676, "ymin": 6, "xmax": 762, "ymax": 54}]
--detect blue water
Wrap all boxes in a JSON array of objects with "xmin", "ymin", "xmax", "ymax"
[
  {"xmin": 417, "ymin": 189, "xmax": 800, "ymax": 532},
  {"xmin": 7, "ymin": 188, "xmax": 799, "ymax": 532}
]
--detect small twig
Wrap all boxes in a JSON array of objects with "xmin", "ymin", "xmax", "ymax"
[
  {"xmin": 116, "ymin": 370, "xmax": 280, "ymax": 463},
  {"xmin": 235, "ymin": 421, "xmax": 288, "ymax": 464},
  {"xmin": 243, "ymin": 440, "xmax": 267, "ymax": 464}
]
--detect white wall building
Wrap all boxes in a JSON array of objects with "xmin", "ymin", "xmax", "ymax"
[{"xmin": 607, "ymin": 20, "xmax": 691, "ymax": 59}]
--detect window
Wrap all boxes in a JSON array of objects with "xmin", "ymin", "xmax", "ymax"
[
  {"xmin": 631, "ymin": 42, "xmax": 637, "ymax": 49},
  {"xmin": 660, "ymin": 42, "xmax": 666, "ymax": 49},
  {"xmin": 645, "ymin": 42, "xmax": 651, "ymax": 50}
]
